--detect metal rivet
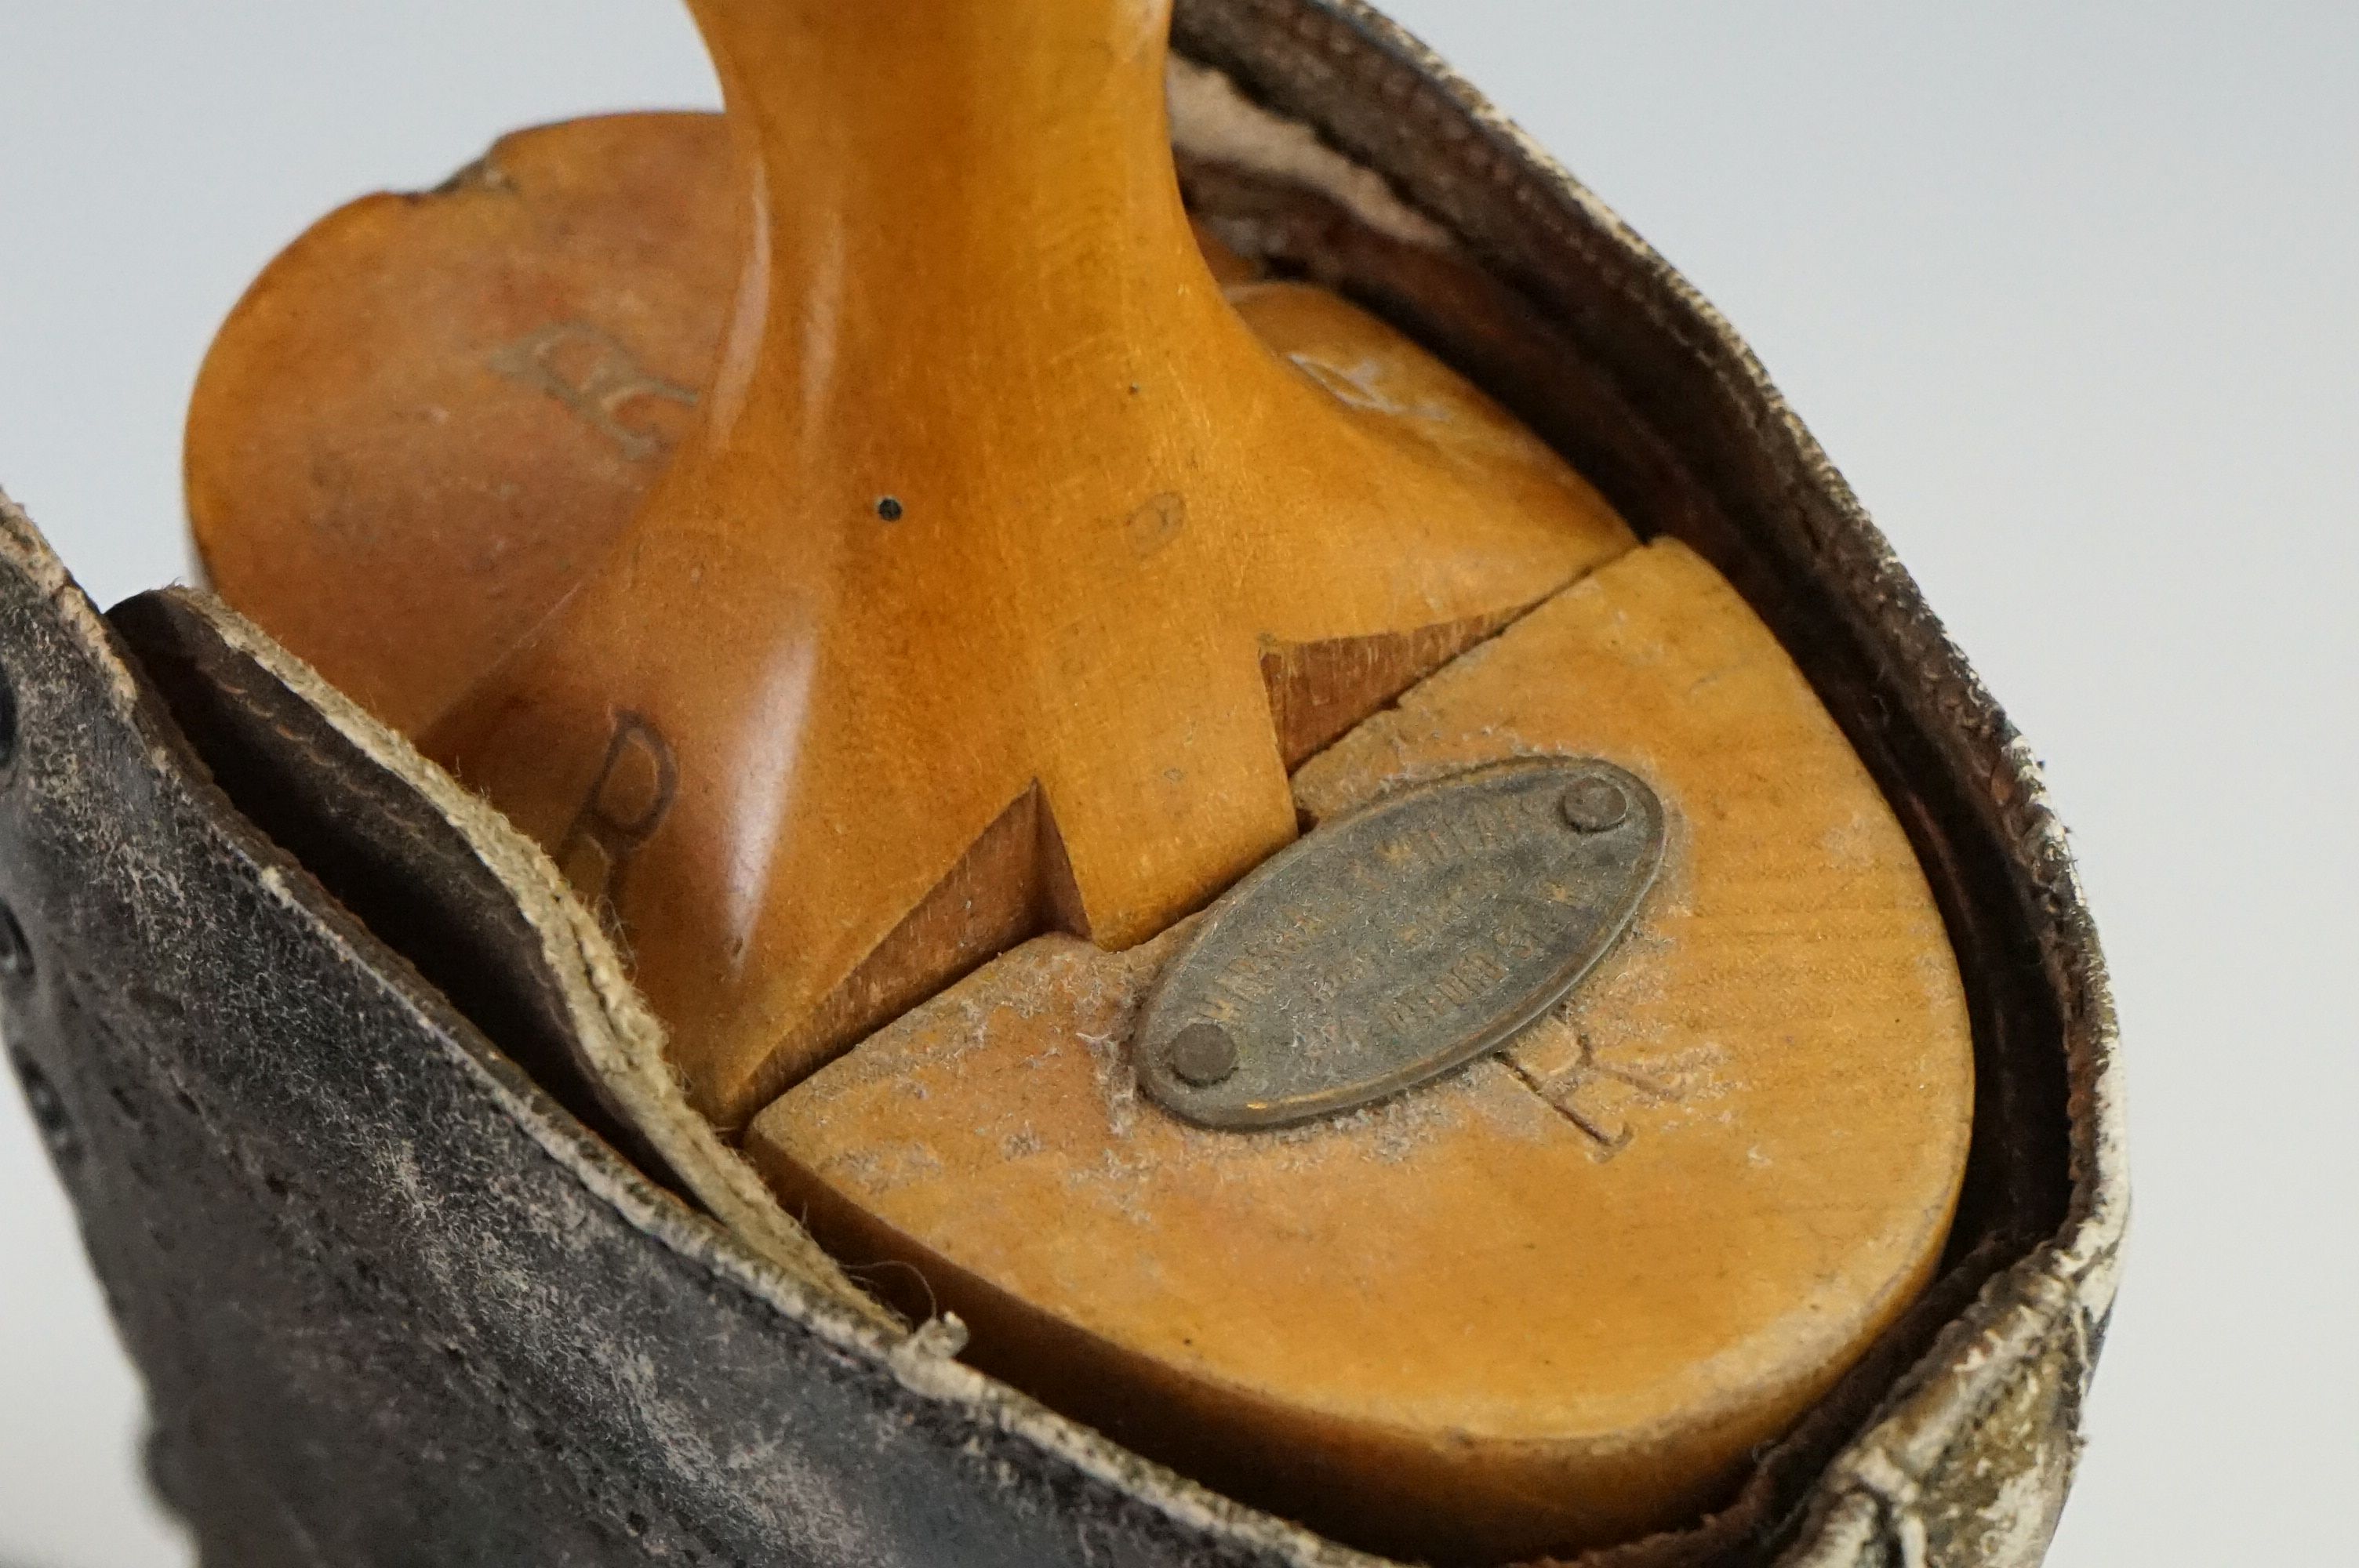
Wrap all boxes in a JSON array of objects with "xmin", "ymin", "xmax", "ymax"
[
  {"xmin": 0, "ymin": 901, "xmax": 30, "ymax": 982},
  {"xmin": 1560, "ymin": 776, "xmax": 1630, "ymax": 833},
  {"xmin": 874, "ymin": 495, "xmax": 904, "ymax": 522},
  {"xmin": 1162, "ymin": 1022, "xmax": 1238, "ymax": 1087}
]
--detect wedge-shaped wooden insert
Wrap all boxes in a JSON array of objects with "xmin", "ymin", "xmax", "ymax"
[
  {"xmin": 746, "ymin": 540, "xmax": 1975, "ymax": 1564},
  {"xmin": 410, "ymin": 0, "xmax": 1630, "ymax": 1125},
  {"xmin": 185, "ymin": 16, "xmax": 1974, "ymax": 1555}
]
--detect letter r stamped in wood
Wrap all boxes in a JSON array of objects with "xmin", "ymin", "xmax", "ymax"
[{"xmin": 557, "ymin": 712, "xmax": 678, "ymax": 942}]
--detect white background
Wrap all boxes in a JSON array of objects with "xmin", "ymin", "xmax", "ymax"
[{"xmin": 2, "ymin": 2, "xmax": 2351, "ymax": 1563}]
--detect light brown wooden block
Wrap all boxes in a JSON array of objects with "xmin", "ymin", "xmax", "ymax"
[
  {"xmin": 745, "ymin": 539, "xmax": 1973, "ymax": 1563},
  {"xmin": 415, "ymin": 0, "xmax": 1635, "ymax": 1126},
  {"xmin": 186, "ymin": 108, "xmax": 1283, "ymax": 744},
  {"xmin": 187, "ymin": 113, "xmax": 742, "ymax": 738}
]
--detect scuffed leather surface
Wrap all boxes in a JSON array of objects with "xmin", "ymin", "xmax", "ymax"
[
  {"xmin": 0, "ymin": 503, "xmax": 1337, "ymax": 1567},
  {"xmin": 2, "ymin": 2, "xmax": 2122, "ymax": 1565},
  {"xmin": 106, "ymin": 586, "xmax": 678, "ymax": 1189}
]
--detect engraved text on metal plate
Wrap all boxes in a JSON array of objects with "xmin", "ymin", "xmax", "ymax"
[{"xmin": 1136, "ymin": 757, "xmax": 1664, "ymax": 1129}]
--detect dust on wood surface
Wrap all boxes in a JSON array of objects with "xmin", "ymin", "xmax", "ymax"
[{"xmin": 747, "ymin": 539, "xmax": 1974, "ymax": 1563}]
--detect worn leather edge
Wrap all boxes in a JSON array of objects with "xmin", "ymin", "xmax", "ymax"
[
  {"xmin": 170, "ymin": 579, "xmax": 1406, "ymax": 1568},
  {"xmin": 136, "ymin": 586, "xmax": 900, "ymax": 1334},
  {"xmin": 1169, "ymin": 4, "xmax": 2124, "ymax": 1563}
]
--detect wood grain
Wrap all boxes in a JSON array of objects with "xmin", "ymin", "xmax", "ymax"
[
  {"xmin": 411, "ymin": 0, "xmax": 1632, "ymax": 1125},
  {"xmin": 187, "ymin": 13, "xmax": 1975, "ymax": 1555},
  {"xmin": 187, "ymin": 114, "xmax": 742, "ymax": 738},
  {"xmin": 746, "ymin": 539, "xmax": 1975, "ymax": 1563}
]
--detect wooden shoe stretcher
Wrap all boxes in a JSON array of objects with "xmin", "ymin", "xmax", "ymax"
[{"xmin": 174, "ymin": 2, "xmax": 1987, "ymax": 1561}]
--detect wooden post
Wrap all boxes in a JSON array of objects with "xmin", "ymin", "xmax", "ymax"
[{"xmin": 422, "ymin": 0, "xmax": 1628, "ymax": 1126}]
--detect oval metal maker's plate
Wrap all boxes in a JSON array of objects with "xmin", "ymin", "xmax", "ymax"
[{"xmin": 1136, "ymin": 757, "xmax": 1665, "ymax": 1129}]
